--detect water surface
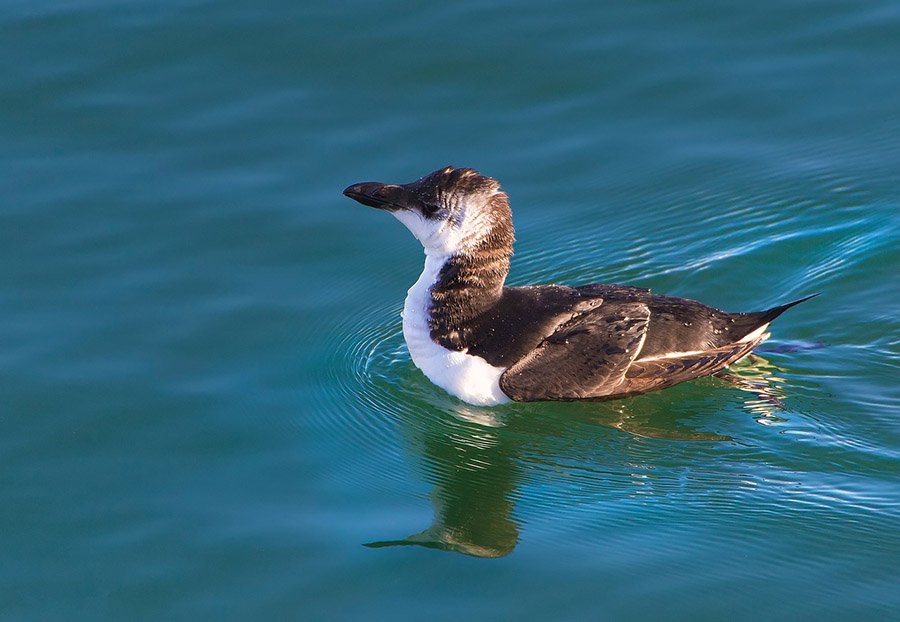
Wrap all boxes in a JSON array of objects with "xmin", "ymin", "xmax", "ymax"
[{"xmin": 2, "ymin": 0, "xmax": 899, "ymax": 619}]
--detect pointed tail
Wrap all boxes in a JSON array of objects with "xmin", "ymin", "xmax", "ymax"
[{"xmin": 757, "ymin": 293, "xmax": 820, "ymax": 324}]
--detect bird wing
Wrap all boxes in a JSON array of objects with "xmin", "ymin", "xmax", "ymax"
[
  {"xmin": 619, "ymin": 333, "xmax": 768, "ymax": 396},
  {"xmin": 499, "ymin": 301, "xmax": 650, "ymax": 401}
]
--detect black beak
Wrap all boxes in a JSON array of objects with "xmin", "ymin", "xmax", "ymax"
[{"xmin": 342, "ymin": 181, "xmax": 418, "ymax": 212}]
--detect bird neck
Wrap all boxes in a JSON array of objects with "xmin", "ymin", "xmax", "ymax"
[
  {"xmin": 429, "ymin": 194, "xmax": 515, "ymax": 331},
  {"xmin": 404, "ymin": 191, "xmax": 515, "ymax": 350},
  {"xmin": 425, "ymin": 233, "xmax": 512, "ymax": 339}
]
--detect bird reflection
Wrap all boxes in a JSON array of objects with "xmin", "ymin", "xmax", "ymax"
[
  {"xmin": 366, "ymin": 354, "xmax": 790, "ymax": 557},
  {"xmin": 714, "ymin": 353, "xmax": 788, "ymax": 425},
  {"xmin": 366, "ymin": 407, "xmax": 520, "ymax": 557}
]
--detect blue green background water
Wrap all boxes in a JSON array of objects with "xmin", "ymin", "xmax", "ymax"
[{"xmin": 3, "ymin": 0, "xmax": 899, "ymax": 619}]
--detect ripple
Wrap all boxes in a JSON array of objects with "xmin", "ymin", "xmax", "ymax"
[
  {"xmin": 513, "ymin": 170, "xmax": 891, "ymax": 309},
  {"xmin": 314, "ymin": 178, "xmax": 899, "ymax": 556},
  {"xmin": 312, "ymin": 301, "xmax": 404, "ymax": 432},
  {"xmin": 309, "ymin": 292, "xmax": 520, "ymax": 493},
  {"xmin": 315, "ymin": 280, "xmax": 897, "ymax": 554}
]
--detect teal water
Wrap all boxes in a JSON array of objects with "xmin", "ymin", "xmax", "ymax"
[{"xmin": 3, "ymin": 0, "xmax": 899, "ymax": 619}]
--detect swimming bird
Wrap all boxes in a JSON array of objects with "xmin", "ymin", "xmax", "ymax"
[{"xmin": 343, "ymin": 166, "xmax": 815, "ymax": 406}]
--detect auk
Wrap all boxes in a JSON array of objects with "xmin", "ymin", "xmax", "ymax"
[{"xmin": 343, "ymin": 166, "xmax": 814, "ymax": 407}]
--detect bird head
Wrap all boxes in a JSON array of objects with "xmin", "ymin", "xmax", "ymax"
[{"xmin": 343, "ymin": 166, "xmax": 513, "ymax": 256}]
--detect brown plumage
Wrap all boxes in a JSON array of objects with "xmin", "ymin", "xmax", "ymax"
[{"xmin": 344, "ymin": 166, "xmax": 816, "ymax": 404}]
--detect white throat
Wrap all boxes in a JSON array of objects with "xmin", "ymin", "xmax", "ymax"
[{"xmin": 401, "ymin": 250, "xmax": 510, "ymax": 406}]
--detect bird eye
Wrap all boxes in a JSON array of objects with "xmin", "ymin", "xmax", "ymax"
[{"xmin": 421, "ymin": 202, "xmax": 440, "ymax": 217}]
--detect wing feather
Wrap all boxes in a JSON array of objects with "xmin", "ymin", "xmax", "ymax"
[
  {"xmin": 617, "ymin": 333, "xmax": 768, "ymax": 396},
  {"xmin": 499, "ymin": 301, "xmax": 650, "ymax": 401}
]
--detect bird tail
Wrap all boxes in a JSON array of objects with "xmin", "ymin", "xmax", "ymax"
[
  {"xmin": 756, "ymin": 293, "xmax": 819, "ymax": 324},
  {"xmin": 731, "ymin": 293, "xmax": 818, "ymax": 343}
]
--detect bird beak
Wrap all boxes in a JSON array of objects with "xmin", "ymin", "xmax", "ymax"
[{"xmin": 342, "ymin": 182, "xmax": 417, "ymax": 212}]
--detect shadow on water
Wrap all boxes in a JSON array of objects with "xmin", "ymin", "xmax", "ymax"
[{"xmin": 363, "ymin": 354, "xmax": 792, "ymax": 558}]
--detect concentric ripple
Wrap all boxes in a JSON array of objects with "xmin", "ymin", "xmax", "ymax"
[{"xmin": 312, "ymin": 168, "xmax": 899, "ymax": 556}]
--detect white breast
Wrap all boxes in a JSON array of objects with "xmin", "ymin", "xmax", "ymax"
[{"xmin": 401, "ymin": 252, "xmax": 511, "ymax": 406}]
